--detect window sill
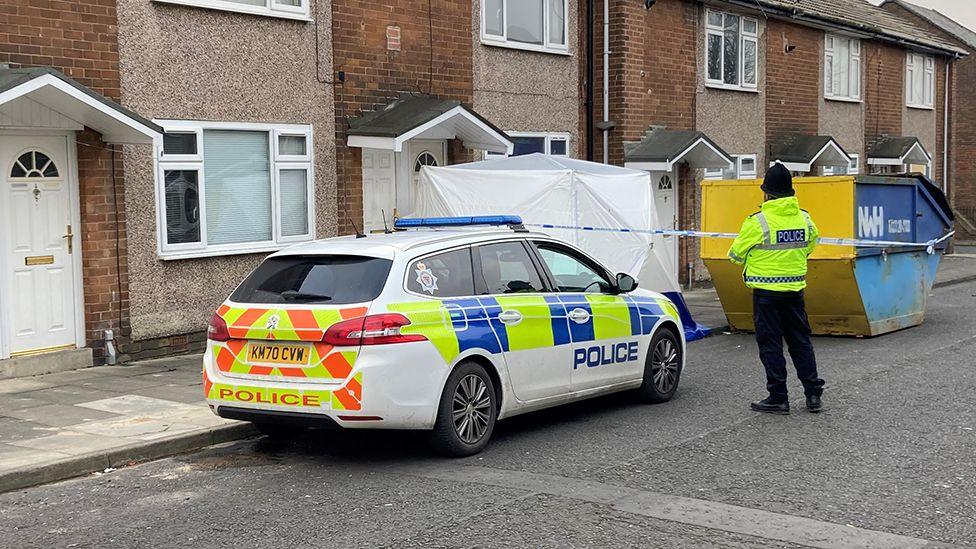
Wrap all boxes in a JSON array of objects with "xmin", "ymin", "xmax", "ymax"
[
  {"xmin": 158, "ymin": 241, "xmax": 307, "ymax": 261},
  {"xmin": 704, "ymin": 82, "xmax": 759, "ymax": 94},
  {"xmin": 480, "ymin": 38, "xmax": 572, "ymax": 57},
  {"xmin": 152, "ymin": 0, "xmax": 312, "ymax": 22},
  {"xmin": 906, "ymin": 103, "xmax": 935, "ymax": 111},
  {"xmin": 825, "ymin": 95, "xmax": 862, "ymax": 104}
]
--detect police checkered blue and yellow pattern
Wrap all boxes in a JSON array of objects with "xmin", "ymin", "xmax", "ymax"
[{"xmin": 389, "ymin": 294, "xmax": 680, "ymax": 363}]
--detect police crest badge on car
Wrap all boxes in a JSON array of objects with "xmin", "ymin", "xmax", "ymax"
[{"xmin": 415, "ymin": 261, "xmax": 439, "ymax": 294}]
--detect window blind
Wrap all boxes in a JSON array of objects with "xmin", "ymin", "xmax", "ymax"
[{"xmin": 204, "ymin": 130, "xmax": 272, "ymax": 245}]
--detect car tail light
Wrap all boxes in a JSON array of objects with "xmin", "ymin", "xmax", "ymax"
[
  {"xmin": 323, "ymin": 313, "xmax": 427, "ymax": 346},
  {"xmin": 208, "ymin": 312, "xmax": 231, "ymax": 342}
]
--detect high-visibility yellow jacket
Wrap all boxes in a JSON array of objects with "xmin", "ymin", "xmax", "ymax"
[{"xmin": 727, "ymin": 196, "xmax": 819, "ymax": 292}]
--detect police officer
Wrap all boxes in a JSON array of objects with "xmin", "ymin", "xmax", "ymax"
[{"xmin": 728, "ymin": 163, "xmax": 825, "ymax": 414}]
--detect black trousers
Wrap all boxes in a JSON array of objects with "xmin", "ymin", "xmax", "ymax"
[{"xmin": 753, "ymin": 289, "xmax": 824, "ymax": 400}]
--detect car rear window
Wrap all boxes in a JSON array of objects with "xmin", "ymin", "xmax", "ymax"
[{"xmin": 230, "ymin": 255, "xmax": 392, "ymax": 305}]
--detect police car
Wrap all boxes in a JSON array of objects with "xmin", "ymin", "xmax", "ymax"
[{"xmin": 204, "ymin": 216, "xmax": 685, "ymax": 456}]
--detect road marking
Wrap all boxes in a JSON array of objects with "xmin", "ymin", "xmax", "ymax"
[{"xmin": 395, "ymin": 464, "xmax": 958, "ymax": 549}]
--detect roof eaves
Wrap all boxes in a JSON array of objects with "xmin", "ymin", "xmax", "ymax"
[{"xmin": 719, "ymin": 0, "xmax": 967, "ymax": 56}]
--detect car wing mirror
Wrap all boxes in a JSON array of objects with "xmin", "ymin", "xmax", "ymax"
[{"xmin": 615, "ymin": 273, "xmax": 637, "ymax": 293}]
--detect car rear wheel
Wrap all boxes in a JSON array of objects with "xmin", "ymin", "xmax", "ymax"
[
  {"xmin": 253, "ymin": 422, "xmax": 306, "ymax": 440},
  {"xmin": 637, "ymin": 328, "xmax": 682, "ymax": 404},
  {"xmin": 430, "ymin": 361, "xmax": 497, "ymax": 457}
]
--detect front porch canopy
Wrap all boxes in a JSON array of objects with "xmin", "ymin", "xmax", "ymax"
[
  {"xmin": 623, "ymin": 127, "xmax": 733, "ymax": 172},
  {"xmin": 346, "ymin": 94, "xmax": 513, "ymax": 154},
  {"xmin": 769, "ymin": 134, "xmax": 851, "ymax": 172},
  {"xmin": 867, "ymin": 136, "xmax": 931, "ymax": 166},
  {"xmin": 0, "ymin": 68, "xmax": 161, "ymax": 144}
]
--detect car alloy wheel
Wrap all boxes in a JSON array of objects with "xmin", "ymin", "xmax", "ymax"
[
  {"xmin": 651, "ymin": 337, "xmax": 680, "ymax": 394},
  {"xmin": 452, "ymin": 374, "xmax": 492, "ymax": 444}
]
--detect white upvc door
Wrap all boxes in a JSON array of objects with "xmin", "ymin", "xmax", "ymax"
[
  {"xmin": 403, "ymin": 139, "xmax": 446, "ymax": 216},
  {"xmin": 361, "ymin": 148, "xmax": 396, "ymax": 233},
  {"xmin": 651, "ymin": 170, "xmax": 679, "ymax": 281},
  {"xmin": 0, "ymin": 134, "xmax": 81, "ymax": 357}
]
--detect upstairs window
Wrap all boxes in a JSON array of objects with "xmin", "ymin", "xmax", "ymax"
[
  {"xmin": 482, "ymin": 0, "xmax": 569, "ymax": 55},
  {"xmin": 705, "ymin": 9, "xmax": 758, "ymax": 91},
  {"xmin": 906, "ymin": 53, "xmax": 935, "ymax": 109},
  {"xmin": 825, "ymin": 34, "xmax": 861, "ymax": 101},
  {"xmin": 154, "ymin": 0, "xmax": 309, "ymax": 21}
]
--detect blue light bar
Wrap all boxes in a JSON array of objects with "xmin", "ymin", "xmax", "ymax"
[{"xmin": 394, "ymin": 215, "xmax": 524, "ymax": 229}]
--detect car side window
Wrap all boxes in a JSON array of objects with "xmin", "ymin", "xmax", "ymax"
[
  {"xmin": 535, "ymin": 244, "xmax": 612, "ymax": 293},
  {"xmin": 406, "ymin": 248, "xmax": 475, "ymax": 297},
  {"xmin": 477, "ymin": 242, "xmax": 545, "ymax": 294}
]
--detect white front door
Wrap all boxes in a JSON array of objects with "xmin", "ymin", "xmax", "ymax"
[
  {"xmin": 361, "ymin": 148, "xmax": 396, "ymax": 233},
  {"xmin": 0, "ymin": 135, "xmax": 79, "ymax": 357},
  {"xmin": 652, "ymin": 171, "xmax": 678, "ymax": 281},
  {"xmin": 403, "ymin": 140, "xmax": 446, "ymax": 215}
]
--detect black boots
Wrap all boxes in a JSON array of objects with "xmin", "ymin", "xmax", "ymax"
[
  {"xmin": 806, "ymin": 394, "xmax": 823, "ymax": 413},
  {"xmin": 750, "ymin": 397, "xmax": 790, "ymax": 415},
  {"xmin": 750, "ymin": 395, "xmax": 824, "ymax": 414}
]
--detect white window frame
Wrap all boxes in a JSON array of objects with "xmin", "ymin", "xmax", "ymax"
[
  {"xmin": 154, "ymin": 120, "xmax": 315, "ymax": 260},
  {"xmin": 906, "ymin": 52, "xmax": 935, "ymax": 109},
  {"xmin": 704, "ymin": 154, "xmax": 755, "ymax": 179},
  {"xmin": 824, "ymin": 34, "xmax": 861, "ymax": 102},
  {"xmin": 152, "ymin": 0, "xmax": 311, "ymax": 22},
  {"xmin": 485, "ymin": 131, "xmax": 571, "ymax": 159},
  {"xmin": 480, "ymin": 0, "xmax": 570, "ymax": 56},
  {"xmin": 823, "ymin": 153, "xmax": 859, "ymax": 176},
  {"xmin": 705, "ymin": 9, "xmax": 759, "ymax": 92}
]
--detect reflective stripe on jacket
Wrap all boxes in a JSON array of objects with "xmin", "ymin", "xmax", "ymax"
[{"xmin": 727, "ymin": 196, "xmax": 819, "ymax": 292}]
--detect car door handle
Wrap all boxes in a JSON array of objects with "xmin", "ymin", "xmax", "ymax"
[
  {"xmin": 568, "ymin": 308, "xmax": 591, "ymax": 324},
  {"xmin": 497, "ymin": 310, "xmax": 522, "ymax": 325}
]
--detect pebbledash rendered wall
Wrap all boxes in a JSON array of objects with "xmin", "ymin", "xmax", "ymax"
[
  {"xmin": 116, "ymin": 0, "xmax": 337, "ymax": 348},
  {"xmin": 470, "ymin": 0, "xmax": 581, "ymax": 157}
]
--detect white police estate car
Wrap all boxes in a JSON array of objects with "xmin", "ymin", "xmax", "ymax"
[{"xmin": 204, "ymin": 216, "xmax": 685, "ymax": 456}]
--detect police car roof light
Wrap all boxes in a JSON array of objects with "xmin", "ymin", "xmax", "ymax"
[{"xmin": 394, "ymin": 215, "xmax": 525, "ymax": 230}]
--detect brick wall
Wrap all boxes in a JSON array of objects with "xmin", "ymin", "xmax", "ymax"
[
  {"xmin": 953, "ymin": 55, "xmax": 976, "ymax": 236},
  {"xmin": 332, "ymin": 0, "xmax": 474, "ymax": 234},
  {"xmin": 643, "ymin": 0, "xmax": 697, "ymax": 132},
  {"xmin": 765, "ymin": 19, "xmax": 820, "ymax": 143},
  {"xmin": 0, "ymin": 0, "xmax": 132, "ymax": 363},
  {"xmin": 863, "ymin": 42, "xmax": 904, "ymax": 155},
  {"xmin": 0, "ymin": 0, "xmax": 121, "ymax": 100}
]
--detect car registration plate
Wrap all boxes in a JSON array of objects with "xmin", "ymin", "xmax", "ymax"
[{"xmin": 247, "ymin": 342, "xmax": 310, "ymax": 366}]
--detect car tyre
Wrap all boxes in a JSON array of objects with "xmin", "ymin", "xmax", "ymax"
[
  {"xmin": 430, "ymin": 361, "xmax": 497, "ymax": 457},
  {"xmin": 253, "ymin": 422, "xmax": 306, "ymax": 440},
  {"xmin": 637, "ymin": 328, "xmax": 682, "ymax": 404}
]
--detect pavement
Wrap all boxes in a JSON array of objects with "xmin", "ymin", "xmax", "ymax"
[
  {"xmin": 0, "ymin": 356, "xmax": 255, "ymax": 492},
  {"xmin": 0, "ymin": 253, "xmax": 974, "ymax": 546}
]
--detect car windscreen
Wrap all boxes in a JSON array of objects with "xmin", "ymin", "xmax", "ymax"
[{"xmin": 230, "ymin": 255, "xmax": 392, "ymax": 305}]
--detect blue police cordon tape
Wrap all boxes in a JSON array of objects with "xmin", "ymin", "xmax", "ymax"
[{"xmin": 525, "ymin": 223, "xmax": 956, "ymax": 255}]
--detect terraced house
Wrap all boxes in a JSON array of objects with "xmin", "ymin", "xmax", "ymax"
[
  {"xmin": 593, "ymin": 0, "xmax": 966, "ymax": 283},
  {"xmin": 0, "ymin": 0, "xmax": 583, "ymax": 371}
]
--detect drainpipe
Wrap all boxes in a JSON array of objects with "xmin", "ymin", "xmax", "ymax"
[
  {"xmin": 943, "ymin": 58, "xmax": 951, "ymax": 194},
  {"xmin": 602, "ymin": 0, "xmax": 610, "ymax": 164},
  {"xmin": 585, "ymin": 0, "xmax": 594, "ymax": 161},
  {"xmin": 104, "ymin": 329, "xmax": 117, "ymax": 365}
]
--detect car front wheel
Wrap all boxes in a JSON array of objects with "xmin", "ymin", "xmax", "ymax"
[
  {"xmin": 430, "ymin": 361, "xmax": 497, "ymax": 457},
  {"xmin": 637, "ymin": 328, "xmax": 682, "ymax": 403}
]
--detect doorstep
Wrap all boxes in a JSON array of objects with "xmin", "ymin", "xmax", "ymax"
[{"xmin": 0, "ymin": 348, "xmax": 93, "ymax": 380}]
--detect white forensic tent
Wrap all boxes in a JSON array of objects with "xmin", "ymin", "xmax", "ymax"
[{"xmin": 412, "ymin": 153, "xmax": 680, "ymax": 295}]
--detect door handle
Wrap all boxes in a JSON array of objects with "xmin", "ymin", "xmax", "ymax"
[
  {"xmin": 497, "ymin": 309, "xmax": 523, "ymax": 325},
  {"xmin": 568, "ymin": 308, "xmax": 591, "ymax": 324},
  {"xmin": 62, "ymin": 224, "xmax": 73, "ymax": 254}
]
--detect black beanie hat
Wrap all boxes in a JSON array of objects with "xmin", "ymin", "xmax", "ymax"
[{"xmin": 761, "ymin": 163, "xmax": 794, "ymax": 198}]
